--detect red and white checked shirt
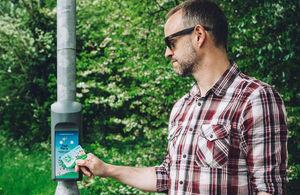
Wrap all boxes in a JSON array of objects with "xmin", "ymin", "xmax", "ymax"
[{"xmin": 155, "ymin": 62, "xmax": 288, "ymax": 195}]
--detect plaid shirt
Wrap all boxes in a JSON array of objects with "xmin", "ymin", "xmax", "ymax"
[{"xmin": 155, "ymin": 63, "xmax": 288, "ymax": 195}]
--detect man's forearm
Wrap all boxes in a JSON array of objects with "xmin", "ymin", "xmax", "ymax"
[
  {"xmin": 76, "ymin": 153, "xmax": 157, "ymax": 192},
  {"xmin": 107, "ymin": 165, "xmax": 157, "ymax": 192}
]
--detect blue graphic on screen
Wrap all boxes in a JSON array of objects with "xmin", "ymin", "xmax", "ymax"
[{"xmin": 55, "ymin": 131, "xmax": 79, "ymax": 178}]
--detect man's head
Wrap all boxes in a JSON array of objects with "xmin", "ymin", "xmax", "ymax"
[{"xmin": 164, "ymin": 0, "xmax": 228, "ymax": 77}]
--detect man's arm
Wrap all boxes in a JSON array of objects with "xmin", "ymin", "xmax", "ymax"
[
  {"xmin": 241, "ymin": 87, "xmax": 288, "ymax": 194},
  {"xmin": 75, "ymin": 153, "xmax": 157, "ymax": 192}
]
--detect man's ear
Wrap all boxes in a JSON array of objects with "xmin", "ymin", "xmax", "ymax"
[{"xmin": 195, "ymin": 25, "xmax": 206, "ymax": 48}]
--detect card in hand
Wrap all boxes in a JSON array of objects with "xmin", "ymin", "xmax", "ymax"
[{"xmin": 61, "ymin": 145, "xmax": 87, "ymax": 169}]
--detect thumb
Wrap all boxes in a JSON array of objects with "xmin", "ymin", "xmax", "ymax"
[{"xmin": 75, "ymin": 159, "xmax": 86, "ymax": 166}]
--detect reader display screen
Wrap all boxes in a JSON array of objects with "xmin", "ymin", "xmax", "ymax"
[{"xmin": 55, "ymin": 131, "xmax": 79, "ymax": 179}]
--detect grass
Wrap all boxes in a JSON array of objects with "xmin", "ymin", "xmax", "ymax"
[
  {"xmin": 0, "ymin": 144, "xmax": 56, "ymax": 194},
  {"xmin": 1, "ymin": 141, "xmax": 299, "ymax": 194},
  {"xmin": 0, "ymin": 142, "xmax": 159, "ymax": 195},
  {"xmin": 0, "ymin": 143, "xmax": 96, "ymax": 195}
]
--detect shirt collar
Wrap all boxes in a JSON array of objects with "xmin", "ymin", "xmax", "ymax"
[
  {"xmin": 211, "ymin": 62, "xmax": 240, "ymax": 97},
  {"xmin": 188, "ymin": 62, "xmax": 240, "ymax": 98}
]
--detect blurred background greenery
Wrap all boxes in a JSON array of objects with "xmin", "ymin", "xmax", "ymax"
[{"xmin": 0, "ymin": 0, "xmax": 299, "ymax": 194}]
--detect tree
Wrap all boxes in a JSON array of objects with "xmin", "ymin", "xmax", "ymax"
[
  {"xmin": 0, "ymin": 0, "xmax": 299, "ymax": 193},
  {"xmin": 0, "ymin": 0, "xmax": 56, "ymax": 144}
]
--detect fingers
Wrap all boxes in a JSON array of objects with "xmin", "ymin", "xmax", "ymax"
[
  {"xmin": 75, "ymin": 164, "xmax": 94, "ymax": 178},
  {"xmin": 76, "ymin": 153, "xmax": 94, "ymax": 166},
  {"xmin": 75, "ymin": 155, "xmax": 95, "ymax": 178},
  {"xmin": 76, "ymin": 159, "xmax": 86, "ymax": 166},
  {"xmin": 75, "ymin": 165, "xmax": 80, "ymax": 172},
  {"xmin": 81, "ymin": 166, "xmax": 94, "ymax": 178},
  {"xmin": 87, "ymin": 153, "xmax": 95, "ymax": 158}
]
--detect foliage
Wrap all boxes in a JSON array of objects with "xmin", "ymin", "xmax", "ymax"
[
  {"xmin": 75, "ymin": 0, "xmax": 190, "ymax": 159},
  {"xmin": 0, "ymin": 0, "xmax": 56, "ymax": 145},
  {"xmin": 219, "ymin": 0, "xmax": 300, "ymax": 184},
  {"xmin": 0, "ymin": 0, "xmax": 299, "ymax": 193}
]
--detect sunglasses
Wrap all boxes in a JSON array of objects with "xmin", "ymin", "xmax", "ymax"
[{"xmin": 164, "ymin": 25, "xmax": 212, "ymax": 50}]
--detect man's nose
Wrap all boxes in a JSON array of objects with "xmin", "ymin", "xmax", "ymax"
[{"xmin": 164, "ymin": 47, "xmax": 173, "ymax": 58}]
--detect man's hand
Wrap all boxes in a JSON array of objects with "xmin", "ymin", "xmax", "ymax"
[
  {"xmin": 75, "ymin": 153, "xmax": 157, "ymax": 192},
  {"xmin": 75, "ymin": 153, "xmax": 109, "ymax": 178}
]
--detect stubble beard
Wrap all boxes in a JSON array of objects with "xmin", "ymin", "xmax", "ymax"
[{"xmin": 176, "ymin": 45, "xmax": 199, "ymax": 77}]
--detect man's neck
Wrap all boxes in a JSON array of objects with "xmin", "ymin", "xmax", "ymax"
[{"xmin": 192, "ymin": 51, "xmax": 230, "ymax": 97}]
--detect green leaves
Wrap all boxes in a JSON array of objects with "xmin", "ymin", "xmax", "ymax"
[
  {"xmin": 0, "ymin": 0, "xmax": 56, "ymax": 144},
  {"xmin": 0, "ymin": 0, "xmax": 299, "ymax": 192}
]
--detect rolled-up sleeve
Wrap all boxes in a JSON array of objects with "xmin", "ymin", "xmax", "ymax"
[
  {"xmin": 155, "ymin": 148, "xmax": 171, "ymax": 193},
  {"xmin": 241, "ymin": 87, "xmax": 288, "ymax": 194}
]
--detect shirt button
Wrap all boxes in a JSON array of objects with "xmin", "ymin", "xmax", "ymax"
[
  {"xmin": 210, "ymin": 134, "xmax": 214, "ymax": 138},
  {"xmin": 183, "ymin": 154, "xmax": 187, "ymax": 158},
  {"xmin": 198, "ymin": 102, "xmax": 202, "ymax": 106},
  {"xmin": 179, "ymin": 181, "xmax": 183, "ymax": 185},
  {"xmin": 189, "ymin": 128, "xmax": 193, "ymax": 131}
]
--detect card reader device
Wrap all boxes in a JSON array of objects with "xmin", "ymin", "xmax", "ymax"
[{"xmin": 51, "ymin": 101, "xmax": 82, "ymax": 180}]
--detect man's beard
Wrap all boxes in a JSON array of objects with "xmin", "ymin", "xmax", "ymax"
[{"xmin": 176, "ymin": 45, "xmax": 198, "ymax": 77}]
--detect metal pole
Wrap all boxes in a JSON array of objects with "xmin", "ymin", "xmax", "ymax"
[
  {"xmin": 56, "ymin": 0, "xmax": 79, "ymax": 194},
  {"xmin": 57, "ymin": 0, "xmax": 76, "ymax": 102}
]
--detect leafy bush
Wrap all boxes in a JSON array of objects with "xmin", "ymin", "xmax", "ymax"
[
  {"xmin": 0, "ymin": 0, "xmax": 56, "ymax": 145},
  {"xmin": 0, "ymin": 0, "xmax": 299, "ymax": 193}
]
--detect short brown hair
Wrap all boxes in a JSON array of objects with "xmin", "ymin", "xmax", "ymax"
[{"xmin": 167, "ymin": 0, "xmax": 228, "ymax": 49}]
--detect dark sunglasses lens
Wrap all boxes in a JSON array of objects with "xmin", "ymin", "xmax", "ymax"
[{"xmin": 165, "ymin": 38, "xmax": 172, "ymax": 49}]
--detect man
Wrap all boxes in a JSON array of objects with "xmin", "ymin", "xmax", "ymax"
[{"xmin": 75, "ymin": 0, "xmax": 288, "ymax": 194}]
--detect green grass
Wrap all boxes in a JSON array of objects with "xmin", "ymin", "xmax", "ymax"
[
  {"xmin": 0, "ymin": 142, "xmax": 160, "ymax": 195},
  {"xmin": 1, "ymin": 142, "xmax": 298, "ymax": 194},
  {"xmin": 0, "ymin": 144, "xmax": 56, "ymax": 194}
]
